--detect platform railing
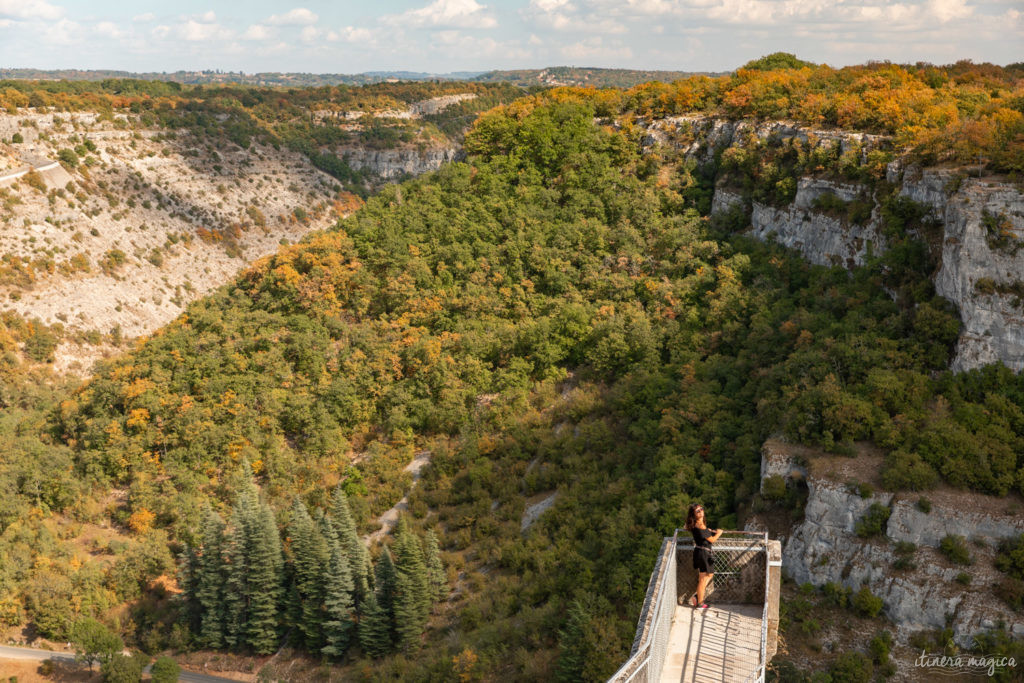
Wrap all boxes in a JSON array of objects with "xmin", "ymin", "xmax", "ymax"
[
  {"xmin": 607, "ymin": 531, "xmax": 678, "ymax": 683},
  {"xmin": 609, "ymin": 530, "xmax": 770, "ymax": 683}
]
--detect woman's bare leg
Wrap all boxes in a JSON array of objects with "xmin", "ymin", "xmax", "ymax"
[{"xmin": 696, "ymin": 573, "xmax": 713, "ymax": 604}]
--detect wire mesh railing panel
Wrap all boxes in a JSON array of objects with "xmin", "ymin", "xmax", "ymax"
[
  {"xmin": 675, "ymin": 533, "xmax": 767, "ymax": 605},
  {"xmin": 609, "ymin": 534, "xmax": 677, "ymax": 683}
]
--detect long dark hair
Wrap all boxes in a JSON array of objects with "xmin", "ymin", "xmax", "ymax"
[{"xmin": 684, "ymin": 503, "xmax": 704, "ymax": 530}]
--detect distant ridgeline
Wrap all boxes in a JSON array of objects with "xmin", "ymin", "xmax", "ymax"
[{"xmin": 0, "ymin": 56, "xmax": 1022, "ymax": 680}]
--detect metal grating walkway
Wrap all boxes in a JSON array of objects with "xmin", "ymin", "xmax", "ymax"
[{"xmin": 659, "ymin": 603, "xmax": 763, "ymax": 683}]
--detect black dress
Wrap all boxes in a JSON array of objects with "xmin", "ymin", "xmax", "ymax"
[{"xmin": 691, "ymin": 526, "xmax": 715, "ymax": 574}]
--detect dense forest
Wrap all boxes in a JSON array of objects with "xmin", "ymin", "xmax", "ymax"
[{"xmin": 0, "ymin": 58, "xmax": 1022, "ymax": 679}]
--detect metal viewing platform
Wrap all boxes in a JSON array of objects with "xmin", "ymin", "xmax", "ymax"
[{"xmin": 609, "ymin": 531, "xmax": 782, "ymax": 683}]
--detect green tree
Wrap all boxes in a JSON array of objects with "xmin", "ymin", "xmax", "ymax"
[
  {"xmin": 357, "ymin": 590, "xmax": 392, "ymax": 658},
  {"xmin": 330, "ymin": 486, "xmax": 372, "ymax": 605},
  {"xmin": 423, "ymin": 529, "xmax": 446, "ymax": 601},
  {"xmin": 71, "ymin": 617, "xmax": 123, "ymax": 672},
  {"xmin": 100, "ymin": 652, "xmax": 147, "ymax": 683},
  {"xmin": 321, "ymin": 524, "xmax": 355, "ymax": 659},
  {"xmin": 391, "ymin": 517, "xmax": 431, "ymax": 652},
  {"xmin": 195, "ymin": 507, "xmax": 226, "ymax": 649},
  {"xmin": 287, "ymin": 499, "xmax": 329, "ymax": 651},
  {"xmin": 246, "ymin": 500, "xmax": 283, "ymax": 653},
  {"xmin": 150, "ymin": 656, "xmax": 181, "ymax": 683}
]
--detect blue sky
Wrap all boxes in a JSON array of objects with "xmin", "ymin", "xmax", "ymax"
[{"xmin": 0, "ymin": 0, "xmax": 1020, "ymax": 74}]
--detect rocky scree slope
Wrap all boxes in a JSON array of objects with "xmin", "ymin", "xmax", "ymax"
[{"xmin": 0, "ymin": 106, "xmax": 462, "ymax": 374}]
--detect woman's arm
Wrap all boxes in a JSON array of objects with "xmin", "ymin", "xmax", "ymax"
[{"xmin": 709, "ymin": 528, "xmax": 724, "ymax": 543}]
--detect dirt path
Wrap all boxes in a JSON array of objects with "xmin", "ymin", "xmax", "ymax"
[{"xmin": 364, "ymin": 450, "xmax": 432, "ymax": 544}]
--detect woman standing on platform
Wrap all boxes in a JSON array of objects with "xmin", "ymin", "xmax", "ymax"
[{"xmin": 685, "ymin": 503, "xmax": 722, "ymax": 609}]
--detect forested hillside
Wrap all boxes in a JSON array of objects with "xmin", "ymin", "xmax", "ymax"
[{"xmin": 0, "ymin": 59, "xmax": 1022, "ymax": 680}]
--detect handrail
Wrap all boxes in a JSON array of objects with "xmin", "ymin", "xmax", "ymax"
[{"xmin": 608, "ymin": 531, "xmax": 678, "ymax": 682}]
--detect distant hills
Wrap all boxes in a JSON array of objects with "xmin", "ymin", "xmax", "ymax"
[{"xmin": 0, "ymin": 66, "xmax": 724, "ymax": 88}]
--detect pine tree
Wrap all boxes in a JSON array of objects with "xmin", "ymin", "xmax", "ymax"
[
  {"xmin": 423, "ymin": 529, "xmax": 447, "ymax": 602},
  {"xmin": 287, "ymin": 499, "xmax": 329, "ymax": 651},
  {"xmin": 222, "ymin": 502, "xmax": 250, "ymax": 649},
  {"xmin": 391, "ymin": 517, "xmax": 430, "ymax": 652},
  {"xmin": 320, "ymin": 524, "xmax": 355, "ymax": 659},
  {"xmin": 373, "ymin": 548, "xmax": 397, "ymax": 648},
  {"xmin": 246, "ymin": 500, "xmax": 283, "ymax": 654},
  {"xmin": 357, "ymin": 590, "xmax": 392, "ymax": 658},
  {"xmin": 195, "ymin": 507, "xmax": 226, "ymax": 649},
  {"xmin": 330, "ymin": 486, "xmax": 372, "ymax": 605}
]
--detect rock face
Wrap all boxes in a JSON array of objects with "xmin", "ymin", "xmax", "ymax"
[
  {"xmin": 642, "ymin": 115, "xmax": 1024, "ymax": 373},
  {"xmin": 755, "ymin": 442, "xmax": 1024, "ymax": 647},
  {"xmin": 341, "ymin": 145, "xmax": 461, "ymax": 180}
]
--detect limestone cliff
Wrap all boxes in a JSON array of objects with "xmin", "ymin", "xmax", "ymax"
[
  {"xmin": 341, "ymin": 145, "xmax": 461, "ymax": 181},
  {"xmin": 750, "ymin": 439, "xmax": 1024, "ymax": 648},
  {"xmin": 642, "ymin": 115, "xmax": 1024, "ymax": 373}
]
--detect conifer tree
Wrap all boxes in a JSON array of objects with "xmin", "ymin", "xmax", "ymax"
[
  {"xmin": 195, "ymin": 507, "xmax": 226, "ymax": 649},
  {"xmin": 222, "ymin": 502, "xmax": 250, "ymax": 649},
  {"xmin": 423, "ymin": 529, "xmax": 447, "ymax": 602},
  {"xmin": 287, "ymin": 499, "xmax": 329, "ymax": 651},
  {"xmin": 330, "ymin": 486, "xmax": 372, "ymax": 604},
  {"xmin": 320, "ymin": 523, "xmax": 355, "ymax": 659},
  {"xmin": 391, "ymin": 517, "xmax": 430, "ymax": 652},
  {"xmin": 246, "ymin": 501, "xmax": 283, "ymax": 654},
  {"xmin": 373, "ymin": 548, "xmax": 397, "ymax": 647},
  {"xmin": 357, "ymin": 590, "xmax": 392, "ymax": 658}
]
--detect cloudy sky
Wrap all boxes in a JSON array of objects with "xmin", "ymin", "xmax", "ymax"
[{"xmin": 0, "ymin": 0, "xmax": 1020, "ymax": 74}]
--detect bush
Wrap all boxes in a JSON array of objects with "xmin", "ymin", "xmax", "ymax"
[
  {"xmin": 101, "ymin": 652, "xmax": 147, "ymax": 683},
  {"xmin": 58, "ymin": 149, "xmax": 79, "ymax": 168},
  {"xmin": 823, "ymin": 581, "xmax": 851, "ymax": 608},
  {"xmin": 150, "ymin": 656, "xmax": 180, "ymax": 683},
  {"xmin": 855, "ymin": 503, "xmax": 891, "ymax": 538},
  {"xmin": 955, "ymin": 572, "xmax": 971, "ymax": 585},
  {"xmin": 995, "ymin": 534, "xmax": 1024, "ymax": 580},
  {"xmin": 11, "ymin": 132, "xmax": 23, "ymax": 143},
  {"xmin": 939, "ymin": 535, "xmax": 972, "ymax": 565},
  {"xmin": 916, "ymin": 497, "xmax": 931, "ymax": 513},
  {"xmin": 868, "ymin": 630, "xmax": 892, "ymax": 664},
  {"xmin": 851, "ymin": 586, "xmax": 884, "ymax": 618},
  {"xmin": 830, "ymin": 651, "xmax": 873, "ymax": 682},
  {"xmin": 762, "ymin": 474, "xmax": 787, "ymax": 502},
  {"xmin": 880, "ymin": 451, "xmax": 938, "ymax": 491}
]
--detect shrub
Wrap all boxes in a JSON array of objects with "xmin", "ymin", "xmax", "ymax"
[
  {"xmin": 880, "ymin": 451, "xmax": 938, "ymax": 491},
  {"xmin": 762, "ymin": 474, "xmax": 787, "ymax": 502},
  {"xmin": 855, "ymin": 503, "xmax": 891, "ymax": 538},
  {"xmin": 955, "ymin": 572, "xmax": 971, "ymax": 585},
  {"xmin": 58, "ymin": 149, "xmax": 79, "ymax": 168},
  {"xmin": 830, "ymin": 650, "xmax": 873, "ymax": 682},
  {"xmin": 11, "ymin": 132, "xmax": 23, "ymax": 143},
  {"xmin": 869, "ymin": 630, "xmax": 892, "ymax": 664},
  {"xmin": 995, "ymin": 534, "xmax": 1024, "ymax": 580},
  {"xmin": 823, "ymin": 581, "xmax": 851, "ymax": 608},
  {"xmin": 852, "ymin": 585, "xmax": 884, "ymax": 618},
  {"xmin": 916, "ymin": 497, "xmax": 932, "ymax": 514},
  {"xmin": 939, "ymin": 535, "xmax": 972, "ymax": 565},
  {"xmin": 150, "ymin": 656, "xmax": 180, "ymax": 683}
]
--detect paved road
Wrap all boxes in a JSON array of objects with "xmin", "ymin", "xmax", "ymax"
[{"xmin": 0, "ymin": 644, "xmax": 242, "ymax": 682}]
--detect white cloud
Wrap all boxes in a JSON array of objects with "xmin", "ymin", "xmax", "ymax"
[
  {"xmin": 178, "ymin": 19, "xmax": 231, "ymax": 42},
  {"xmin": 560, "ymin": 35, "xmax": 633, "ymax": 60},
  {"xmin": 95, "ymin": 21, "xmax": 123, "ymax": 38},
  {"xmin": 41, "ymin": 17, "xmax": 80, "ymax": 44},
  {"xmin": 132, "ymin": 12, "xmax": 155, "ymax": 22},
  {"xmin": 241, "ymin": 24, "xmax": 270, "ymax": 40},
  {"xmin": 197, "ymin": 10, "xmax": 216, "ymax": 22},
  {"xmin": 387, "ymin": 0, "xmax": 498, "ymax": 29},
  {"xmin": 300, "ymin": 25, "xmax": 319, "ymax": 43},
  {"xmin": 340, "ymin": 25, "xmax": 377, "ymax": 43},
  {"xmin": 267, "ymin": 8, "xmax": 318, "ymax": 25},
  {"xmin": 0, "ymin": 0, "xmax": 63, "ymax": 20},
  {"xmin": 151, "ymin": 24, "xmax": 170, "ymax": 39}
]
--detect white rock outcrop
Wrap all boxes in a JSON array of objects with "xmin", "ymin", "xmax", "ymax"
[
  {"xmin": 341, "ymin": 145, "xmax": 460, "ymax": 180},
  {"xmin": 758, "ymin": 445, "xmax": 1024, "ymax": 647},
  {"xmin": 641, "ymin": 114, "xmax": 1024, "ymax": 373}
]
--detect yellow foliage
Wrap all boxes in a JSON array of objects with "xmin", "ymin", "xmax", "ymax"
[{"xmin": 128, "ymin": 508, "xmax": 155, "ymax": 534}]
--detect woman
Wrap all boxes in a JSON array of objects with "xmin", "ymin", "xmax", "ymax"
[{"xmin": 684, "ymin": 503, "xmax": 722, "ymax": 609}]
